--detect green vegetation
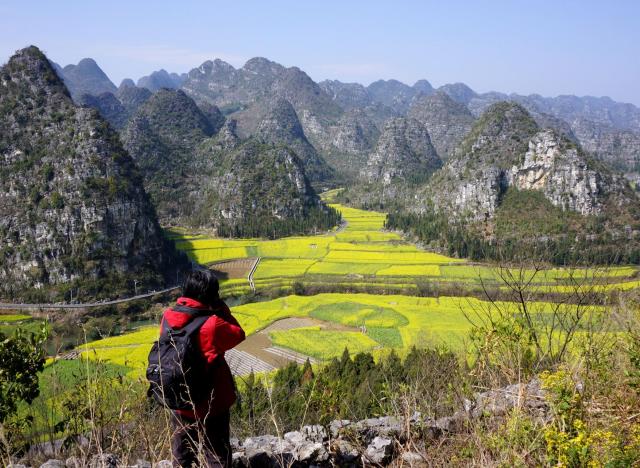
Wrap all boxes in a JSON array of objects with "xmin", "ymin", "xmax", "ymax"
[
  {"xmin": 0, "ymin": 322, "xmax": 47, "ymax": 451},
  {"xmin": 386, "ymin": 189, "xmax": 640, "ymax": 265},
  {"xmin": 0, "ymin": 314, "xmax": 31, "ymax": 322}
]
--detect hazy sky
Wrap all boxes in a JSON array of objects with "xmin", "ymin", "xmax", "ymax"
[{"xmin": 1, "ymin": 0, "xmax": 639, "ymax": 105}]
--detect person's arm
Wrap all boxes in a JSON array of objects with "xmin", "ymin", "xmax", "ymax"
[
  {"xmin": 199, "ymin": 301, "xmax": 245, "ymax": 361},
  {"xmin": 210, "ymin": 314, "xmax": 245, "ymax": 352}
]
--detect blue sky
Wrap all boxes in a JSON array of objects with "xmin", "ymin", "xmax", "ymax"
[{"xmin": 1, "ymin": 0, "xmax": 639, "ymax": 105}]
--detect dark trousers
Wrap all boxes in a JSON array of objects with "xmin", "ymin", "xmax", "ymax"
[{"xmin": 170, "ymin": 410, "xmax": 232, "ymax": 468}]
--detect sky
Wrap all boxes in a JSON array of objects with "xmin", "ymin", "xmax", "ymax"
[{"xmin": 1, "ymin": 0, "xmax": 639, "ymax": 105}]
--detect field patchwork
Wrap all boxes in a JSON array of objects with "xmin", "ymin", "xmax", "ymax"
[{"xmin": 170, "ymin": 203, "xmax": 639, "ymax": 296}]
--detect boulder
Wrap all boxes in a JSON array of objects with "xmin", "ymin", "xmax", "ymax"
[{"xmin": 364, "ymin": 436, "xmax": 394, "ymax": 465}]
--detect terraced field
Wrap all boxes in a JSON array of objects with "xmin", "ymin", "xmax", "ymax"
[
  {"xmin": 72, "ymin": 289, "xmax": 611, "ymax": 376},
  {"xmin": 169, "ymin": 198, "xmax": 639, "ymax": 297}
]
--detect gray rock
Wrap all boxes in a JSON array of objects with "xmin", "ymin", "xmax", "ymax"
[
  {"xmin": 89, "ymin": 453, "xmax": 119, "ymax": 468},
  {"xmin": 354, "ymin": 416, "xmax": 403, "ymax": 443},
  {"xmin": 231, "ymin": 451, "xmax": 248, "ymax": 468},
  {"xmin": 329, "ymin": 419, "xmax": 352, "ymax": 438},
  {"xmin": 471, "ymin": 377, "xmax": 547, "ymax": 419},
  {"xmin": 364, "ymin": 436, "xmax": 394, "ymax": 465},
  {"xmin": 301, "ymin": 424, "xmax": 328, "ymax": 443},
  {"xmin": 283, "ymin": 430, "xmax": 304, "ymax": 446},
  {"xmin": 295, "ymin": 441, "xmax": 329, "ymax": 463},
  {"xmin": 7, "ymin": 464, "xmax": 29, "ymax": 468},
  {"xmin": 230, "ymin": 437, "xmax": 241, "ymax": 451},
  {"xmin": 332, "ymin": 439, "xmax": 359, "ymax": 463}
]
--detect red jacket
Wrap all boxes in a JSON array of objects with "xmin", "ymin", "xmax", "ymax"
[{"xmin": 161, "ymin": 296, "xmax": 245, "ymax": 419}]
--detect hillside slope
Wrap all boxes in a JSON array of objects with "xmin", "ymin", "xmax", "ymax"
[
  {"xmin": 0, "ymin": 47, "xmax": 183, "ymax": 301},
  {"xmin": 388, "ymin": 103, "xmax": 640, "ymax": 263}
]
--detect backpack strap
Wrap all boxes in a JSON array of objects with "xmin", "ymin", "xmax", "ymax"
[
  {"xmin": 162, "ymin": 314, "xmax": 210, "ymax": 336},
  {"xmin": 172, "ymin": 304, "xmax": 211, "ymax": 315}
]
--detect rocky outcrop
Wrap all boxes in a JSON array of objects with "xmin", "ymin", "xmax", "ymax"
[
  {"xmin": 508, "ymin": 130, "xmax": 617, "ymax": 215},
  {"xmin": 408, "ymin": 91, "xmax": 475, "ymax": 160},
  {"xmin": 0, "ymin": 46, "xmax": 182, "ymax": 301},
  {"xmin": 55, "ymin": 58, "xmax": 116, "ymax": 100},
  {"xmin": 21, "ymin": 380, "xmax": 547, "ymax": 467},
  {"xmin": 230, "ymin": 379, "xmax": 547, "ymax": 467},
  {"xmin": 361, "ymin": 118, "xmax": 441, "ymax": 185},
  {"xmin": 424, "ymin": 103, "xmax": 634, "ymax": 221}
]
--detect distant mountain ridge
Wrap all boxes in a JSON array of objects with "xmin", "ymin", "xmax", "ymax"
[
  {"xmin": 57, "ymin": 51, "xmax": 640, "ymax": 181},
  {"xmin": 52, "ymin": 58, "xmax": 117, "ymax": 100}
]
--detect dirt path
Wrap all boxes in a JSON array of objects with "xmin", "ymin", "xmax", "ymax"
[{"xmin": 248, "ymin": 257, "xmax": 261, "ymax": 292}]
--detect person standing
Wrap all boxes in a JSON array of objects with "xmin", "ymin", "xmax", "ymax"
[{"xmin": 159, "ymin": 269, "xmax": 245, "ymax": 467}]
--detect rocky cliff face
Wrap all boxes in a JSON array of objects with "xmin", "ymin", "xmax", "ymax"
[
  {"xmin": 408, "ymin": 91, "xmax": 476, "ymax": 160},
  {"xmin": 424, "ymin": 103, "xmax": 634, "ymax": 221},
  {"xmin": 0, "ymin": 47, "xmax": 182, "ymax": 301},
  {"xmin": 362, "ymin": 117, "xmax": 441, "ymax": 186},
  {"xmin": 121, "ymin": 89, "xmax": 217, "ymax": 222},
  {"xmin": 55, "ymin": 58, "xmax": 117, "ymax": 101},
  {"xmin": 508, "ymin": 130, "xmax": 629, "ymax": 215},
  {"xmin": 570, "ymin": 118, "xmax": 640, "ymax": 175}
]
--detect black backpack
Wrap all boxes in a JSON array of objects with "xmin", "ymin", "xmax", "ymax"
[{"xmin": 146, "ymin": 311, "xmax": 211, "ymax": 410}]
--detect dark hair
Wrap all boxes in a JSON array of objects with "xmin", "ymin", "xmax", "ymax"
[{"xmin": 182, "ymin": 269, "xmax": 220, "ymax": 306}]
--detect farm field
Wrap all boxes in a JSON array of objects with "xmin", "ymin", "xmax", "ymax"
[
  {"xmin": 174, "ymin": 200, "xmax": 639, "ymax": 298},
  {"xmin": 73, "ymin": 292, "xmax": 607, "ymax": 372}
]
